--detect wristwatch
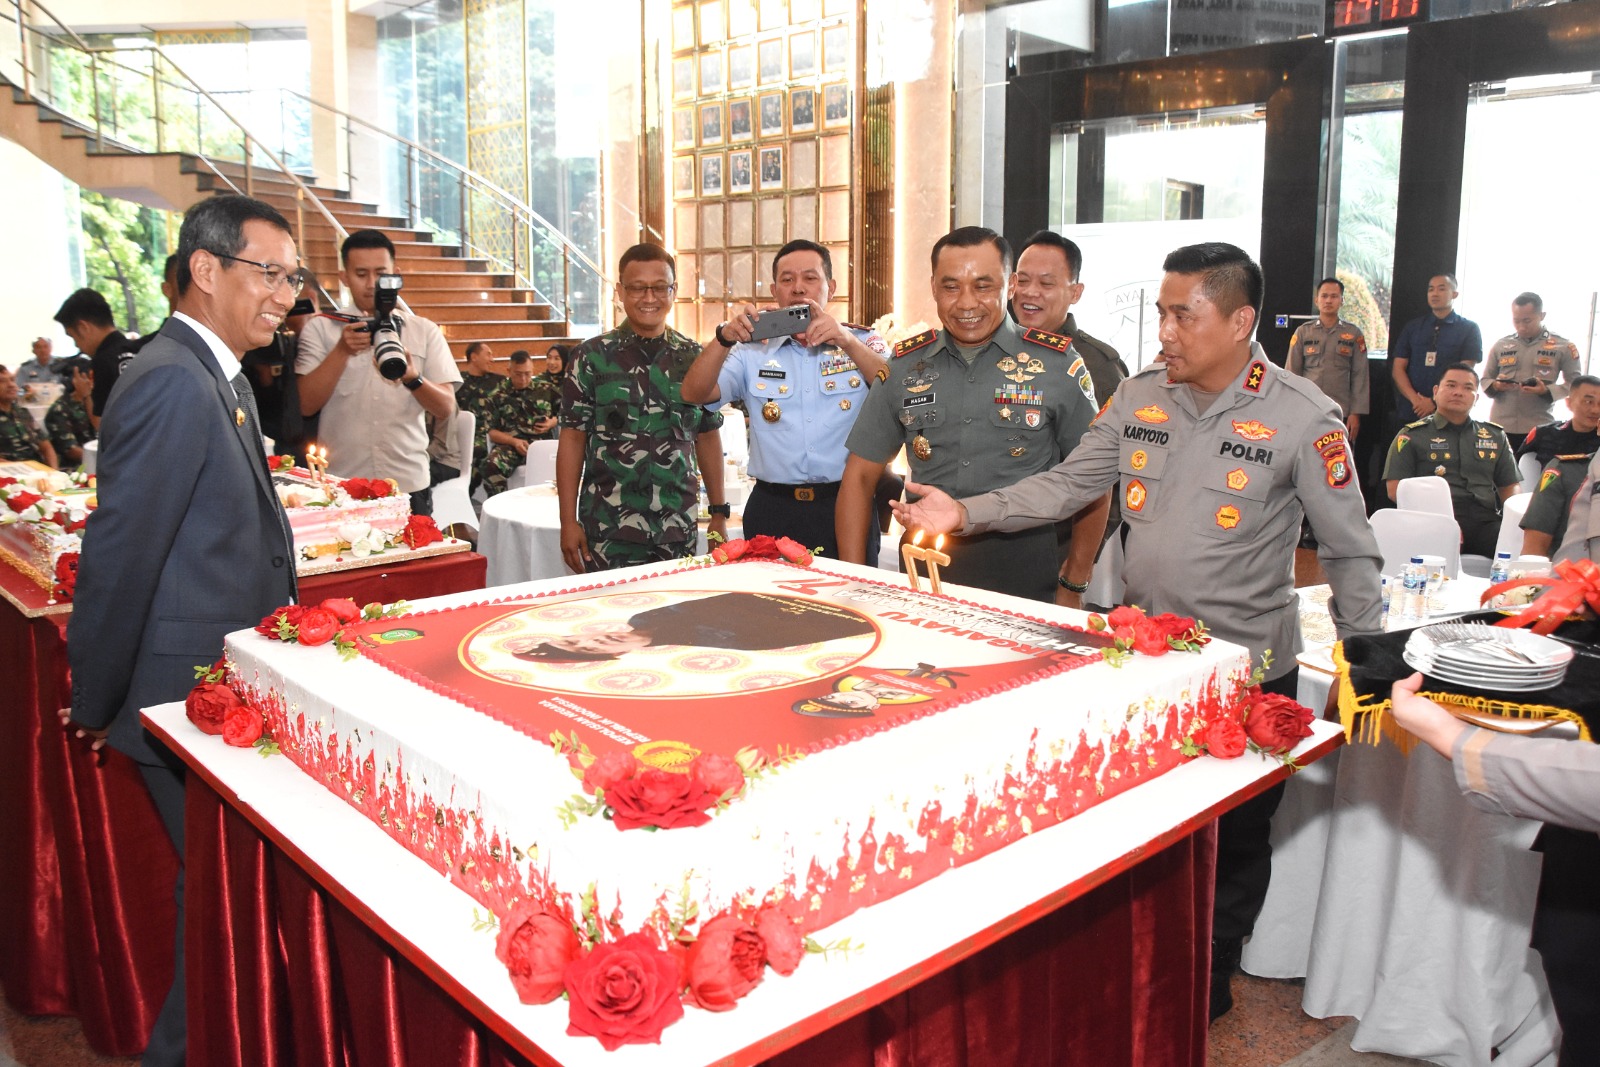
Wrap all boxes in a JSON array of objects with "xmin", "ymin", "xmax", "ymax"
[
  {"xmin": 714, "ymin": 322, "xmax": 735, "ymax": 348},
  {"xmin": 403, "ymin": 375, "xmax": 424, "ymax": 392},
  {"xmin": 707, "ymin": 503, "xmax": 732, "ymax": 518},
  {"xmin": 1057, "ymin": 575, "xmax": 1089, "ymax": 594}
]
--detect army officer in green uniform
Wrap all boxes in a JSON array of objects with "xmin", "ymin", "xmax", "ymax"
[
  {"xmin": 1383, "ymin": 363, "xmax": 1520, "ymax": 557},
  {"xmin": 836, "ymin": 226, "xmax": 1099, "ymax": 602}
]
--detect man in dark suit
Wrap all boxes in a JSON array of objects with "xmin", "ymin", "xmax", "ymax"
[{"xmin": 67, "ymin": 194, "xmax": 301, "ymax": 1067}]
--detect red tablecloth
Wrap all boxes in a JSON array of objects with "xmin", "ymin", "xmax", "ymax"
[
  {"xmin": 0, "ymin": 552, "xmax": 486, "ymax": 1055},
  {"xmin": 184, "ymin": 775, "xmax": 1213, "ymax": 1067}
]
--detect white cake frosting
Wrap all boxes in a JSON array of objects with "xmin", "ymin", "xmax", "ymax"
[{"xmin": 224, "ymin": 560, "xmax": 1252, "ymax": 943}]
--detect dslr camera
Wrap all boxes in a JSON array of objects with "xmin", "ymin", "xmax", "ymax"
[{"xmin": 368, "ymin": 273, "xmax": 407, "ymax": 380}]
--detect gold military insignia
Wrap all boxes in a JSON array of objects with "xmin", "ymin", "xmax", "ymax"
[
  {"xmin": 1009, "ymin": 446, "xmax": 1026, "ymax": 457},
  {"xmin": 997, "ymin": 357, "xmax": 1017, "ymax": 372},
  {"xmin": 912, "ymin": 432, "xmax": 932, "ymax": 460},
  {"xmin": 894, "ymin": 330, "xmax": 937, "ymax": 358},
  {"xmin": 824, "ymin": 380, "xmax": 837, "ymax": 391},
  {"xmin": 1215, "ymin": 504, "xmax": 1241, "ymax": 530},
  {"xmin": 1130, "ymin": 449, "xmax": 1148, "ymax": 471},
  {"xmin": 848, "ymin": 375, "xmax": 861, "ymax": 388},
  {"xmin": 1226, "ymin": 469, "xmax": 1249, "ymax": 492},
  {"xmin": 1232, "ymin": 420, "xmax": 1277, "ymax": 442},
  {"xmin": 1020, "ymin": 327, "xmax": 1071, "ymax": 353},
  {"xmin": 1134, "ymin": 404, "xmax": 1170, "ymax": 424},
  {"xmin": 235, "ymin": 408, "xmax": 246, "ymax": 426},
  {"xmin": 762, "ymin": 400, "xmax": 782, "ymax": 423},
  {"xmin": 999, "ymin": 405, "xmax": 1012, "ymax": 420},
  {"xmin": 839, "ymin": 398, "xmax": 851, "ymax": 411}
]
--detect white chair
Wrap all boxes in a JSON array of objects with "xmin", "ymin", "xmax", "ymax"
[
  {"xmin": 719, "ymin": 405, "xmax": 749, "ymax": 465},
  {"xmin": 430, "ymin": 411, "xmax": 479, "ymax": 539},
  {"xmin": 1493, "ymin": 492, "xmax": 1532, "ymax": 560},
  {"xmin": 509, "ymin": 439, "xmax": 560, "ymax": 489},
  {"xmin": 1369, "ymin": 507, "xmax": 1461, "ymax": 578},
  {"xmin": 1396, "ymin": 476, "xmax": 1453, "ymax": 517},
  {"xmin": 1516, "ymin": 453, "xmax": 1543, "ymax": 495}
]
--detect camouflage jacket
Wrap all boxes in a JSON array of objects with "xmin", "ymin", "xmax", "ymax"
[
  {"xmin": 45, "ymin": 394, "xmax": 95, "ymax": 457},
  {"xmin": 454, "ymin": 372, "xmax": 505, "ymax": 455},
  {"xmin": 486, "ymin": 382, "xmax": 554, "ymax": 441},
  {"xmin": 529, "ymin": 374, "xmax": 562, "ymax": 421},
  {"xmin": 562, "ymin": 323, "xmax": 722, "ymax": 545},
  {"xmin": 0, "ymin": 405, "xmax": 48, "ymax": 462}
]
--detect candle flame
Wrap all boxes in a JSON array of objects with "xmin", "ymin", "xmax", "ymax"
[
  {"xmin": 933, "ymin": 534, "xmax": 945, "ymax": 552},
  {"xmin": 912, "ymin": 529, "xmax": 925, "ymax": 547}
]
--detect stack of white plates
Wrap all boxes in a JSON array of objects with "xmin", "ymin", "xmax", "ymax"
[{"xmin": 1403, "ymin": 622, "xmax": 1573, "ymax": 692}]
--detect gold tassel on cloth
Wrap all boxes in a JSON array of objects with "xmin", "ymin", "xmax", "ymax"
[{"xmin": 1331, "ymin": 640, "xmax": 1591, "ymax": 753}]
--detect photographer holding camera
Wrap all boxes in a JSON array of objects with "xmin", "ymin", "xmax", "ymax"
[{"xmin": 297, "ymin": 230, "xmax": 459, "ymax": 514}]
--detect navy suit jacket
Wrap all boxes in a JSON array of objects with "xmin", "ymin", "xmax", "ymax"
[{"xmin": 68, "ymin": 318, "xmax": 297, "ymax": 766}]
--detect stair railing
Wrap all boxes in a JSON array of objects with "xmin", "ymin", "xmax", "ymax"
[{"xmin": 0, "ymin": 0, "xmax": 350, "ymax": 281}]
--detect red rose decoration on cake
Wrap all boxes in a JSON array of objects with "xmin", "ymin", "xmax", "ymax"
[
  {"xmin": 692, "ymin": 753, "xmax": 746, "ymax": 800},
  {"xmin": 5, "ymin": 489, "xmax": 42, "ymax": 513},
  {"xmin": 711, "ymin": 537, "xmax": 748, "ymax": 563},
  {"xmin": 1202, "ymin": 714, "xmax": 1247, "ymax": 759},
  {"xmin": 684, "ymin": 916, "xmax": 766, "ymax": 1011},
  {"xmin": 1242, "ymin": 689, "xmax": 1314, "ymax": 755},
  {"xmin": 320, "ymin": 597, "xmax": 362, "ymax": 624},
  {"xmin": 606, "ymin": 767, "xmax": 717, "ymax": 830},
  {"xmin": 564, "ymin": 934, "xmax": 684, "ymax": 1051},
  {"xmin": 756, "ymin": 908, "xmax": 805, "ymax": 976},
  {"xmin": 496, "ymin": 904, "xmax": 580, "ymax": 1005},
  {"xmin": 185, "ymin": 682, "xmax": 242, "ymax": 736},
  {"xmin": 583, "ymin": 750, "xmax": 640, "ymax": 795},
  {"xmin": 295, "ymin": 607, "xmax": 340, "ymax": 647},
  {"xmin": 53, "ymin": 551, "xmax": 80, "ymax": 600},
  {"xmin": 256, "ymin": 604, "xmax": 306, "ymax": 640},
  {"xmin": 221, "ymin": 706, "xmax": 264, "ymax": 747},
  {"xmin": 401, "ymin": 515, "xmax": 444, "ymax": 549}
]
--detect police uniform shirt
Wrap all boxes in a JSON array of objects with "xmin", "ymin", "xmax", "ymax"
[
  {"xmin": 1521, "ymin": 454, "xmax": 1594, "ymax": 548},
  {"xmin": 845, "ymin": 318, "xmax": 1098, "ymax": 499},
  {"xmin": 1554, "ymin": 451, "xmax": 1600, "ymax": 564},
  {"xmin": 1383, "ymin": 413, "xmax": 1519, "ymax": 512},
  {"xmin": 1486, "ymin": 329, "xmax": 1583, "ymax": 435},
  {"xmin": 1287, "ymin": 319, "xmax": 1369, "ymax": 417},
  {"xmin": 960, "ymin": 355, "xmax": 1383, "ymax": 678},
  {"xmin": 717, "ymin": 324, "xmax": 886, "ymax": 484}
]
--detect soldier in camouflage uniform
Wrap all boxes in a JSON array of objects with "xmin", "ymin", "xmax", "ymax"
[
  {"xmin": 529, "ymin": 344, "xmax": 568, "ymax": 438},
  {"xmin": 0, "ymin": 366, "xmax": 57, "ymax": 466},
  {"xmin": 556, "ymin": 244, "xmax": 727, "ymax": 572},
  {"xmin": 479, "ymin": 350, "xmax": 558, "ymax": 496},
  {"xmin": 45, "ymin": 356, "xmax": 96, "ymax": 466},
  {"xmin": 454, "ymin": 341, "xmax": 505, "ymax": 490}
]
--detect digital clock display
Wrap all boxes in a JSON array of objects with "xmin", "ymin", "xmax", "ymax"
[{"xmin": 1329, "ymin": 0, "xmax": 1427, "ymax": 34}]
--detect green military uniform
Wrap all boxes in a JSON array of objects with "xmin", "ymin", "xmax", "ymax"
[
  {"xmin": 478, "ymin": 382, "xmax": 556, "ymax": 497},
  {"xmin": 1521, "ymin": 453, "xmax": 1595, "ymax": 551},
  {"xmin": 530, "ymin": 373, "xmax": 562, "ymax": 434},
  {"xmin": 44, "ymin": 394, "xmax": 94, "ymax": 465},
  {"xmin": 845, "ymin": 318, "xmax": 1098, "ymax": 601},
  {"xmin": 1383, "ymin": 413, "xmax": 1520, "ymax": 557},
  {"xmin": 454, "ymin": 372, "xmax": 505, "ymax": 488},
  {"xmin": 0, "ymin": 405, "xmax": 49, "ymax": 462},
  {"xmin": 563, "ymin": 323, "xmax": 722, "ymax": 570}
]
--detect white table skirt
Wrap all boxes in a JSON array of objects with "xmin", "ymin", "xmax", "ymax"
[{"xmin": 1249, "ymin": 576, "xmax": 1560, "ymax": 1067}]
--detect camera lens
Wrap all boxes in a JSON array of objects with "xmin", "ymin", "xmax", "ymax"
[{"xmin": 372, "ymin": 327, "xmax": 408, "ymax": 380}]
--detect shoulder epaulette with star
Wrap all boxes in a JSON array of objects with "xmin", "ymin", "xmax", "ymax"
[
  {"xmin": 1020, "ymin": 327, "xmax": 1072, "ymax": 353},
  {"xmin": 894, "ymin": 330, "xmax": 936, "ymax": 358}
]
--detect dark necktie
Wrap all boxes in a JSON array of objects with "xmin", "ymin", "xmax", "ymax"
[{"xmin": 232, "ymin": 372, "xmax": 298, "ymax": 597}]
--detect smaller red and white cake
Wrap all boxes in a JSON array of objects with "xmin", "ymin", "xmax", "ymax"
[{"xmin": 271, "ymin": 467, "xmax": 412, "ymax": 561}]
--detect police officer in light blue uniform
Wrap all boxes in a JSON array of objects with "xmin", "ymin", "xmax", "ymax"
[{"xmin": 683, "ymin": 239, "xmax": 888, "ymax": 562}]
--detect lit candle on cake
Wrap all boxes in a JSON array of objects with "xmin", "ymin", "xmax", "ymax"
[
  {"xmin": 903, "ymin": 530, "xmax": 925, "ymax": 592},
  {"xmin": 925, "ymin": 534, "xmax": 950, "ymax": 596}
]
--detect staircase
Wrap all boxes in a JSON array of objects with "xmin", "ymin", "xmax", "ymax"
[{"xmin": 0, "ymin": 73, "xmax": 578, "ymax": 363}]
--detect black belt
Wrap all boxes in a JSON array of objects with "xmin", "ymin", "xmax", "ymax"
[{"xmin": 754, "ymin": 479, "xmax": 841, "ymax": 502}]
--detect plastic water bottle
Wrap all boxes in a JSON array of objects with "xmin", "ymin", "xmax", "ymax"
[
  {"xmin": 1489, "ymin": 552, "xmax": 1512, "ymax": 586},
  {"xmin": 1380, "ymin": 576, "xmax": 1391, "ymax": 628},
  {"xmin": 1398, "ymin": 556, "xmax": 1427, "ymax": 624}
]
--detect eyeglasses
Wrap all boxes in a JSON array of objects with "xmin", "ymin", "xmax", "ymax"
[
  {"xmin": 214, "ymin": 253, "xmax": 306, "ymax": 298},
  {"xmin": 621, "ymin": 283, "xmax": 677, "ymax": 298}
]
